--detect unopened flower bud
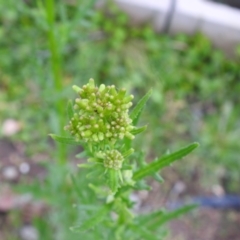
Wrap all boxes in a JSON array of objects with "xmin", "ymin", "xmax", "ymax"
[{"xmin": 65, "ymin": 79, "xmax": 134, "ymax": 143}]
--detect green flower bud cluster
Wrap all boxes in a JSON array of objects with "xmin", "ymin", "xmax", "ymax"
[
  {"xmin": 65, "ymin": 79, "xmax": 135, "ymax": 143},
  {"xmin": 101, "ymin": 149, "xmax": 124, "ymax": 170}
]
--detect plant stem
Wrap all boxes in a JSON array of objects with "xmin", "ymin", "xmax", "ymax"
[{"xmin": 45, "ymin": 0, "xmax": 66, "ymax": 164}]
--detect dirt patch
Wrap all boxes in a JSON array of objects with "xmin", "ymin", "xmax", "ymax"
[{"xmin": 168, "ymin": 208, "xmax": 240, "ymax": 240}]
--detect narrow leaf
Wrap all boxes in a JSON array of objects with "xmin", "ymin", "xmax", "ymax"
[
  {"xmin": 131, "ymin": 125, "xmax": 147, "ymax": 135},
  {"xmin": 130, "ymin": 89, "xmax": 152, "ymax": 125},
  {"xmin": 134, "ymin": 181, "xmax": 152, "ymax": 191},
  {"xmin": 70, "ymin": 205, "xmax": 109, "ymax": 232},
  {"xmin": 108, "ymin": 169, "xmax": 119, "ymax": 193},
  {"xmin": 70, "ymin": 174, "xmax": 84, "ymax": 200},
  {"xmin": 122, "ymin": 148, "xmax": 134, "ymax": 158},
  {"xmin": 75, "ymin": 151, "xmax": 87, "ymax": 158},
  {"xmin": 123, "ymin": 138, "xmax": 132, "ymax": 150},
  {"xmin": 86, "ymin": 165, "xmax": 105, "ymax": 179},
  {"xmin": 149, "ymin": 205, "xmax": 196, "ymax": 230},
  {"xmin": 130, "ymin": 224, "xmax": 160, "ymax": 240},
  {"xmin": 77, "ymin": 163, "xmax": 92, "ymax": 169},
  {"xmin": 153, "ymin": 172, "xmax": 164, "ymax": 183},
  {"xmin": 49, "ymin": 134, "xmax": 83, "ymax": 145},
  {"xmin": 133, "ymin": 142, "xmax": 199, "ymax": 180},
  {"xmin": 138, "ymin": 210, "xmax": 164, "ymax": 225},
  {"xmin": 67, "ymin": 100, "xmax": 74, "ymax": 120}
]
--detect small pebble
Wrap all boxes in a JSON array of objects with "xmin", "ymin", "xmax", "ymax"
[
  {"xmin": 19, "ymin": 162, "xmax": 30, "ymax": 174},
  {"xmin": 173, "ymin": 181, "xmax": 186, "ymax": 194},
  {"xmin": 19, "ymin": 225, "xmax": 39, "ymax": 240},
  {"xmin": 2, "ymin": 119, "xmax": 21, "ymax": 136},
  {"xmin": 2, "ymin": 166, "xmax": 18, "ymax": 181}
]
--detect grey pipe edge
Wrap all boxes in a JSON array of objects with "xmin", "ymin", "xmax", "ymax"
[
  {"xmin": 114, "ymin": 0, "xmax": 240, "ymax": 56},
  {"xmin": 162, "ymin": 0, "xmax": 177, "ymax": 33},
  {"xmin": 114, "ymin": 0, "xmax": 174, "ymax": 32}
]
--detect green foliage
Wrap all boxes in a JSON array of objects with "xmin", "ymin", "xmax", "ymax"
[
  {"xmin": 130, "ymin": 89, "xmax": 152, "ymax": 125},
  {"xmin": 49, "ymin": 134, "xmax": 83, "ymax": 145},
  {"xmin": 50, "ymin": 79, "xmax": 198, "ymax": 238},
  {"xmin": 137, "ymin": 204, "xmax": 196, "ymax": 231},
  {"xmin": 1, "ymin": 0, "xmax": 240, "ymax": 239},
  {"xmin": 70, "ymin": 204, "xmax": 111, "ymax": 232},
  {"xmin": 67, "ymin": 100, "xmax": 74, "ymax": 119},
  {"xmin": 133, "ymin": 143, "xmax": 199, "ymax": 181}
]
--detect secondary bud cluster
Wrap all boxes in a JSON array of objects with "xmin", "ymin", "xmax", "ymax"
[
  {"xmin": 101, "ymin": 149, "xmax": 124, "ymax": 170},
  {"xmin": 65, "ymin": 79, "xmax": 135, "ymax": 143}
]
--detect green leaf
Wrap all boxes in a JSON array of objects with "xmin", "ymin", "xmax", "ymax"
[
  {"xmin": 133, "ymin": 142, "xmax": 199, "ymax": 181},
  {"xmin": 75, "ymin": 151, "xmax": 87, "ymax": 158},
  {"xmin": 130, "ymin": 89, "xmax": 152, "ymax": 125},
  {"xmin": 148, "ymin": 205, "xmax": 197, "ymax": 230},
  {"xmin": 70, "ymin": 174, "xmax": 83, "ymax": 199},
  {"xmin": 122, "ymin": 148, "xmax": 134, "ymax": 158},
  {"xmin": 86, "ymin": 165, "xmax": 105, "ymax": 179},
  {"xmin": 134, "ymin": 181, "xmax": 152, "ymax": 191},
  {"xmin": 108, "ymin": 169, "xmax": 119, "ymax": 193},
  {"xmin": 130, "ymin": 125, "xmax": 147, "ymax": 135},
  {"xmin": 49, "ymin": 134, "xmax": 83, "ymax": 145},
  {"xmin": 77, "ymin": 163, "xmax": 92, "ymax": 169},
  {"xmin": 123, "ymin": 138, "xmax": 132, "ymax": 151},
  {"xmin": 138, "ymin": 210, "xmax": 164, "ymax": 225},
  {"xmin": 136, "ymin": 204, "xmax": 196, "ymax": 231},
  {"xmin": 153, "ymin": 172, "xmax": 164, "ymax": 183},
  {"xmin": 70, "ymin": 205, "xmax": 110, "ymax": 232},
  {"xmin": 130, "ymin": 224, "xmax": 161, "ymax": 240},
  {"xmin": 67, "ymin": 100, "xmax": 74, "ymax": 120}
]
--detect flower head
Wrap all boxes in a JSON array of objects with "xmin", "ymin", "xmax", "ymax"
[
  {"xmin": 100, "ymin": 149, "xmax": 124, "ymax": 170},
  {"xmin": 65, "ymin": 79, "xmax": 135, "ymax": 143}
]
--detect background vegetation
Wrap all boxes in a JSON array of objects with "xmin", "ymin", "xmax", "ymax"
[{"xmin": 0, "ymin": 0, "xmax": 240, "ymax": 239}]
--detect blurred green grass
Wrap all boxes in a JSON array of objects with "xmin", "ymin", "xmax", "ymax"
[{"xmin": 1, "ymin": 0, "xmax": 240, "ymax": 239}]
